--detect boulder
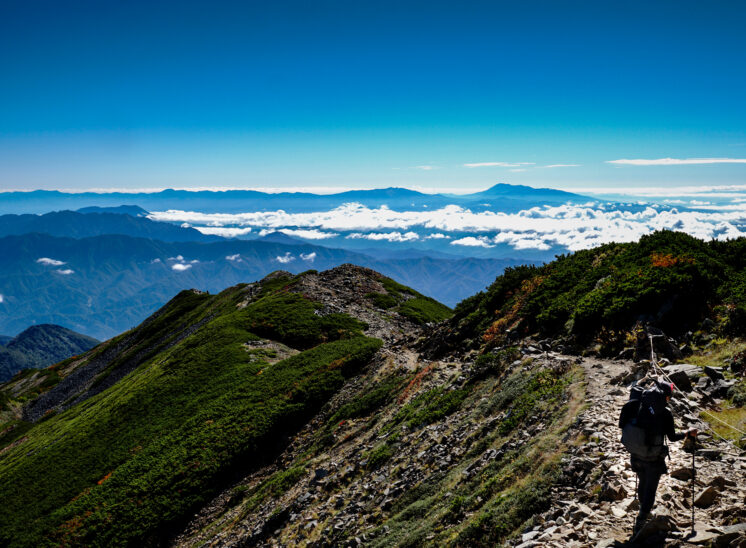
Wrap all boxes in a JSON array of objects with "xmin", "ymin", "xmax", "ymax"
[
  {"xmin": 694, "ymin": 486, "xmax": 718, "ymax": 508},
  {"xmin": 704, "ymin": 366, "xmax": 725, "ymax": 381},
  {"xmin": 632, "ymin": 513, "xmax": 678, "ymax": 543},
  {"xmin": 697, "ymin": 448, "xmax": 723, "ymax": 460},
  {"xmin": 709, "ymin": 379, "xmax": 736, "ymax": 399},
  {"xmin": 670, "ymin": 467, "xmax": 693, "ymax": 481},
  {"xmin": 661, "ymin": 364, "xmax": 702, "ymax": 392},
  {"xmin": 688, "ymin": 528, "xmax": 723, "ymax": 544},
  {"xmin": 714, "ymin": 524, "xmax": 746, "ymax": 547},
  {"xmin": 598, "ymin": 481, "xmax": 627, "ymax": 502},
  {"xmin": 696, "ymin": 376, "xmax": 712, "ymax": 390}
]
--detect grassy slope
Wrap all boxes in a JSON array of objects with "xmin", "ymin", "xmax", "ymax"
[
  {"xmin": 0, "ymin": 273, "xmax": 382, "ymax": 547},
  {"xmin": 210, "ymin": 347, "xmax": 583, "ymax": 547}
]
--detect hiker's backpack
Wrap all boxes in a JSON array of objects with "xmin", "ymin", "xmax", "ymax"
[{"xmin": 620, "ymin": 383, "xmax": 668, "ymax": 460}]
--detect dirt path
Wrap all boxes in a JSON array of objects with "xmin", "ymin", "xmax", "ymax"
[{"xmin": 519, "ymin": 357, "xmax": 746, "ymax": 547}]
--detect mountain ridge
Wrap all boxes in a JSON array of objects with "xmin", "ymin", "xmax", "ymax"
[{"xmin": 0, "ymin": 184, "xmax": 591, "ymax": 215}]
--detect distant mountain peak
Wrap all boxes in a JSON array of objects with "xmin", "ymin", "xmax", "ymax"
[
  {"xmin": 255, "ymin": 231, "xmax": 306, "ymax": 245},
  {"xmin": 0, "ymin": 323, "xmax": 99, "ymax": 382},
  {"xmin": 471, "ymin": 182, "xmax": 582, "ymax": 198},
  {"xmin": 76, "ymin": 205, "xmax": 150, "ymax": 216}
]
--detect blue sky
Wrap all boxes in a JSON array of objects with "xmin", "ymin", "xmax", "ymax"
[{"xmin": 1, "ymin": 0, "xmax": 745, "ymax": 192}]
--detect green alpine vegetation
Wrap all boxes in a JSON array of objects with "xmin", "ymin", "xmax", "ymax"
[
  {"xmin": 444, "ymin": 231, "xmax": 746, "ymax": 353},
  {"xmin": 0, "ymin": 269, "xmax": 390, "ymax": 547},
  {"xmin": 366, "ymin": 275, "xmax": 452, "ymax": 325}
]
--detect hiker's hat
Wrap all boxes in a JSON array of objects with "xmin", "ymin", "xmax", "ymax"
[{"xmin": 658, "ymin": 380, "xmax": 674, "ymax": 398}]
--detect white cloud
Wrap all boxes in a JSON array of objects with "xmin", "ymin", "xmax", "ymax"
[
  {"xmin": 346, "ymin": 231, "xmax": 420, "ymax": 242},
  {"xmin": 415, "ymin": 165, "xmax": 437, "ymax": 170},
  {"xmin": 226, "ymin": 254, "xmax": 241, "ymax": 261},
  {"xmin": 194, "ymin": 226, "xmax": 253, "ymax": 237},
  {"xmin": 608, "ymin": 157, "xmax": 746, "ymax": 166},
  {"xmin": 463, "ymin": 162, "xmax": 535, "ymax": 168},
  {"xmin": 55, "ymin": 269, "xmax": 75, "ymax": 275},
  {"xmin": 425, "ymin": 233, "xmax": 449, "ymax": 239},
  {"xmin": 151, "ymin": 258, "xmax": 162, "ymax": 264},
  {"xmin": 276, "ymin": 253, "xmax": 295, "ymax": 264},
  {"xmin": 451, "ymin": 237, "xmax": 494, "ymax": 248},
  {"xmin": 148, "ymin": 201, "xmax": 746, "ymax": 252},
  {"xmin": 171, "ymin": 263, "xmax": 192, "ymax": 271},
  {"xmin": 189, "ymin": 259, "xmax": 200, "ymax": 264},
  {"xmin": 509, "ymin": 168, "xmax": 527, "ymax": 172},
  {"xmin": 167, "ymin": 255, "xmax": 184, "ymax": 261},
  {"xmin": 278, "ymin": 228, "xmax": 338, "ymax": 240},
  {"xmin": 542, "ymin": 164, "xmax": 581, "ymax": 168},
  {"xmin": 36, "ymin": 257, "xmax": 65, "ymax": 266},
  {"xmin": 0, "ymin": 294, "xmax": 4, "ymax": 303},
  {"xmin": 181, "ymin": 222, "xmax": 191, "ymax": 228},
  {"xmin": 300, "ymin": 252, "xmax": 316, "ymax": 262}
]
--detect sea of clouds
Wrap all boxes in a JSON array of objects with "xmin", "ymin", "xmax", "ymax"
[{"xmin": 149, "ymin": 200, "xmax": 746, "ymax": 253}]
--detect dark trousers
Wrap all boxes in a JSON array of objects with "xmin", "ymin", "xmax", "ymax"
[{"xmin": 631, "ymin": 456, "xmax": 666, "ymax": 517}]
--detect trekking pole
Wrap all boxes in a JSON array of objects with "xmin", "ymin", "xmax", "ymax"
[{"xmin": 690, "ymin": 435, "xmax": 696, "ymax": 535}]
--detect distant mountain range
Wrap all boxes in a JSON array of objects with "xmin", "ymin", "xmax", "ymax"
[
  {"xmin": 0, "ymin": 324, "xmax": 99, "ymax": 381},
  {"xmin": 0, "ymin": 185, "xmax": 590, "ymax": 338},
  {"xmin": 0, "ymin": 184, "xmax": 589, "ymax": 215},
  {"xmin": 0, "ymin": 232, "xmax": 520, "ymax": 339},
  {"xmin": 0, "ymin": 210, "xmax": 218, "ymax": 242}
]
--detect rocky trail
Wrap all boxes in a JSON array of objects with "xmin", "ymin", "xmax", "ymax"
[{"xmin": 517, "ymin": 356, "xmax": 746, "ymax": 547}]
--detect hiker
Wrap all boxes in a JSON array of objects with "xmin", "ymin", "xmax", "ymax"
[{"xmin": 619, "ymin": 379, "xmax": 697, "ymax": 533}]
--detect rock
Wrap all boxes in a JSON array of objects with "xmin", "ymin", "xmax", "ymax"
[
  {"xmin": 596, "ymin": 539, "xmax": 622, "ymax": 548},
  {"xmin": 694, "ymin": 486, "xmax": 718, "ymax": 508},
  {"xmin": 670, "ymin": 467, "xmax": 693, "ymax": 481},
  {"xmin": 695, "ymin": 376, "xmax": 713, "ymax": 391},
  {"xmin": 709, "ymin": 475, "xmax": 727, "ymax": 490},
  {"xmin": 688, "ymin": 528, "xmax": 722, "ymax": 544},
  {"xmin": 598, "ymin": 481, "xmax": 627, "ymax": 502},
  {"xmin": 709, "ymin": 379, "xmax": 736, "ymax": 399},
  {"xmin": 632, "ymin": 513, "xmax": 678, "ymax": 543},
  {"xmin": 697, "ymin": 448, "xmax": 723, "ymax": 460},
  {"xmin": 704, "ymin": 366, "xmax": 725, "ymax": 381},
  {"xmin": 610, "ymin": 506, "xmax": 626, "ymax": 519},
  {"xmin": 624, "ymin": 498, "xmax": 640, "ymax": 511},
  {"xmin": 661, "ymin": 363, "xmax": 702, "ymax": 392},
  {"xmin": 720, "ymin": 523, "xmax": 746, "ymax": 535},
  {"xmin": 701, "ymin": 317, "xmax": 716, "ymax": 331},
  {"xmin": 617, "ymin": 348, "xmax": 635, "ymax": 360}
]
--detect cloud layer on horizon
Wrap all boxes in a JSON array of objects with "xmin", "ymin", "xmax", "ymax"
[{"xmin": 149, "ymin": 201, "xmax": 746, "ymax": 252}]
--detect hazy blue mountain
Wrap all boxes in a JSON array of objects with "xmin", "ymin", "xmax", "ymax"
[
  {"xmin": 0, "ymin": 233, "xmax": 521, "ymax": 339},
  {"xmin": 0, "ymin": 210, "xmax": 218, "ymax": 242},
  {"xmin": 255, "ymin": 231, "xmax": 308, "ymax": 245},
  {"xmin": 0, "ymin": 324, "xmax": 99, "ymax": 381},
  {"xmin": 0, "ymin": 185, "xmax": 590, "ymax": 215},
  {"xmin": 76, "ymin": 205, "xmax": 149, "ymax": 216},
  {"xmin": 0, "ymin": 336, "xmax": 12, "ymax": 346}
]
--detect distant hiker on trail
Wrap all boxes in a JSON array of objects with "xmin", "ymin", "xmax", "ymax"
[{"xmin": 619, "ymin": 379, "xmax": 698, "ymax": 534}]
